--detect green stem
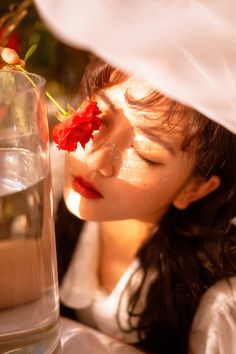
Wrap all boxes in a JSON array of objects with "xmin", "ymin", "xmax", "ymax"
[
  {"xmin": 15, "ymin": 65, "xmax": 36, "ymax": 88},
  {"xmin": 15, "ymin": 65, "xmax": 68, "ymax": 116},
  {"xmin": 45, "ymin": 90, "xmax": 67, "ymax": 116}
]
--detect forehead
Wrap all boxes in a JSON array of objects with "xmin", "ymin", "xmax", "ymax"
[
  {"xmin": 107, "ymin": 76, "xmax": 154, "ymax": 102},
  {"xmin": 95, "ymin": 77, "xmax": 193, "ymax": 154},
  {"xmin": 99, "ymin": 76, "xmax": 188, "ymax": 133},
  {"xmin": 122, "ymin": 76, "xmax": 154, "ymax": 99}
]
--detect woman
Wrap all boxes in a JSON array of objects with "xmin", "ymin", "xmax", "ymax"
[
  {"xmin": 2, "ymin": 46, "xmax": 236, "ymax": 354},
  {"xmin": 54, "ymin": 58, "xmax": 236, "ymax": 354}
]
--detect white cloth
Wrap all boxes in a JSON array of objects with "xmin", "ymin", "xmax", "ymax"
[
  {"xmin": 60, "ymin": 222, "xmax": 156, "ymax": 343},
  {"xmin": 34, "ymin": 0, "xmax": 236, "ymax": 134},
  {"xmin": 60, "ymin": 221, "xmax": 236, "ymax": 353},
  {"xmin": 189, "ymin": 277, "xmax": 236, "ymax": 354}
]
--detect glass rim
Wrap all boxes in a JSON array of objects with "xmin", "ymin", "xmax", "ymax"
[{"xmin": 0, "ymin": 70, "xmax": 46, "ymax": 92}]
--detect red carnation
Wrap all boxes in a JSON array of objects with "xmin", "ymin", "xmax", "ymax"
[
  {"xmin": 0, "ymin": 29, "xmax": 21, "ymax": 53},
  {"xmin": 52, "ymin": 100, "xmax": 102, "ymax": 152}
]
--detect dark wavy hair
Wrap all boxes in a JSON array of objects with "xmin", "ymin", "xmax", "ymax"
[{"xmin": 58, "ymin": 57, "xmax": 236, "ymax": 354}]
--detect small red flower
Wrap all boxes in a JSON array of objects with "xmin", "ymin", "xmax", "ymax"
[
  {"xmin": 52, "ymin": 100, "xmax": 102, "ymax": 152},
  {"xmin": 7, "ymin": 33, "xmax": 21, "ymax": 53},
  {"xmin": 0, "ymin": 29, "xmax": 21, "ymax": 53}
]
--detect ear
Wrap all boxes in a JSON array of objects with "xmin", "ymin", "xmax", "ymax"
[{"xmin": 173, "ymin": 175, "xmax": 220, "ymax": 210}]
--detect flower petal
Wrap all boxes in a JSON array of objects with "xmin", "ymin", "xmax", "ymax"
[{"xmin": 52, "ymin": 100, "xmax": 102, "ymax": 152}]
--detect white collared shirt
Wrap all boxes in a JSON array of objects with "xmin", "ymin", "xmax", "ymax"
[{"xmin": 60, "ymin": 221, "xmax": 236, "ymax": 352}]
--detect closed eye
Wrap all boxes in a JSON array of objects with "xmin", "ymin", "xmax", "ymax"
[{"xmin": 132, "ymin": 147, "xmax": 163, "ymax": 167}]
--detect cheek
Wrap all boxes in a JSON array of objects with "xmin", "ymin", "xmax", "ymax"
[
  {"xmin": 64, "ymin": 152, "xmax": 84, "ymax": 192},
  {"xmin": 117, "ymin": 158, "xmax": 190, "ymax": 209},
  {"xmin": 118, "ymin": 150, "xmax": 170, "ymax": 191},
  {"xmin": 65, "ymin": 148, "xmax": 86, "ymax": 172},
  {"xmin": 118, "ymin": 164, "xmax": 150, "ymax": 189},
  {"xmin": 118, "ymin": 164, "xmax": 172, "ymax": 203},
  {"xmin": 118, "ymin": 150, "xmax": 151, "ymax": 186}
]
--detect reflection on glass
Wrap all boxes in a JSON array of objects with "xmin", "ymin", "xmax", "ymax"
[{"xmin": 0, "ymin": 71, "xmax": 59, "ymax": 353}]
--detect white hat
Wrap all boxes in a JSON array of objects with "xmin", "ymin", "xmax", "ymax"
[{"xmin": 34, "ymin": 0, "xmax": 236, "ymax": 134}]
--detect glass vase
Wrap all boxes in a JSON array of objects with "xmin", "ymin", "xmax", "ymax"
[{"xmin": 0, "ymin": 70, "xmax": 60, "ymax": 353}]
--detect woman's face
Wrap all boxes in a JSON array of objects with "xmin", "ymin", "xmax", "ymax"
[{"xmin": 64, "ymin": 77, "xmax": 196, "ymax": 223}]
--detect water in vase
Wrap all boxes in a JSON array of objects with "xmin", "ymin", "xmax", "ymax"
[{"xmin": 0, "ymin": 148, "xmax": 60, "ymax": 354}]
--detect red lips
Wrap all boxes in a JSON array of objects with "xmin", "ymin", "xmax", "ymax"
[{"xmin": 72, "ymin": 176, "xmax": 103, "ymax": 199}]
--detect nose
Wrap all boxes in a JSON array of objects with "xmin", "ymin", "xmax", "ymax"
[
  {"xmin": 86, "ymin": 142, "xmax": 121, "ymax": 177},
  {"xmin": 85, "ymin": 113, "xmax": 133, "ymax": 177}
]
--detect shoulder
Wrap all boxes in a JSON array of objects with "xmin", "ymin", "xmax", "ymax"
[{"xmin": 189, "ymin": 276, "xmax": 236, "ymax": 354}]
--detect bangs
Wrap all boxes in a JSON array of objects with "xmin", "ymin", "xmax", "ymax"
[
  {"xmin": 79, "ymin": 57, "xmax": 232, "ymax": 178},
  {"xmin": 79, "ymin": 56, "xmax": 128, "ymax": 100},
  {"xmin": 79, "ymin": 58, "xmax": 208, "ymax": 151}
]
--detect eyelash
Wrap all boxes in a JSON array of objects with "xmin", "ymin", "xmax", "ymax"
[
  {"xmin": 99, "ymin": 116, "xmax": 160, "ymax": 167},
  {"xmin": 134, "ymin": 148, "xmax": 160, "ymax": 167}
]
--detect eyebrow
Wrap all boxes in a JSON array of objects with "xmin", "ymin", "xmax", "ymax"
[
  {"xmin": 96, "ymin": 92, "xmax": 117, "ymax": 111},
  {"xmin": 96, "ymin": 92, "xmax": 176, "ymax": 155},
  {"xmin": 136, "ymin": 124, "xmax": 176, "ymax": 155}
]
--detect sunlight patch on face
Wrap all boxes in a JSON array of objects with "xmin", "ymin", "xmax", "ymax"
[
  {"xmin": 134, "ymin": 134, "xmax": 158, "ymax": 151},
  {"xmin": 118, "ymin": 148, "xmax": 152, "ymax": 183},
  {"xmin": 65, "ymin": 188, "xmax": 82, "ymax": 218}
]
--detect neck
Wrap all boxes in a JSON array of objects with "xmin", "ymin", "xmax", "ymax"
[
  {"xmin": 100, "ymin": 219, "xmax": 156, "ymax": 266},
  {"xmin": 98, "ymin": 219, "xmax": 156, "ymax": 292}
]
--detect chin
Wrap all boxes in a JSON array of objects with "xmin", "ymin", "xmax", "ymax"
[{"xmin": 63, "ymin": 188, "xmax": 105, "ymax": 221}]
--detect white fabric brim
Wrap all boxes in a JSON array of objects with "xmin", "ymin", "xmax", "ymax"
[{"xmin": 34, "ymin": 0, "xmax": 236, "ymax": 134}]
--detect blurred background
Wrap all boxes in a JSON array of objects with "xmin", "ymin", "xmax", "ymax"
[{"xmin": 0, "ymin": 0, "xmax": 91, "ymax": 127}]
